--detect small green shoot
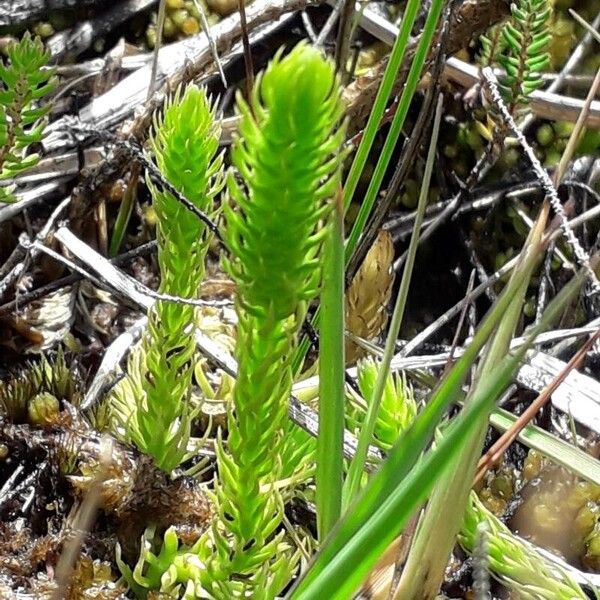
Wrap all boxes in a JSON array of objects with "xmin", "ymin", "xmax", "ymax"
[
  {"xmin": 498, "ymin": 0, "xmax": 551, "ymax": 111},
  {"xmin": 117, "ymin": 85, "xmax": 223, "ymax": 472},
  {"xmin": 349, "ymin": 358, "xmax": 417, "ymax": 451},
  {"xmin": 0, "ymin": 32, "xmax": 56, "ymax": 203}
]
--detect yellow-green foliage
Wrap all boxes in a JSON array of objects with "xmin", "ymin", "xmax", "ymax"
[
  {"xmin": 200, "ymin": 42, "xmax": 346, "ymax": 598},
  {"xmin": 0, "ymin": 32, "xmax": 56, "ymax": 203},
  {"xmin": 348, "ymin": 358, "xmax": 417, "ymax": 450},
  {"xmin": 499, "ymin": 0, "xmax": 551, "ymax": 109},
  {"xmin": 123, "ymin": 85, "xmax": 223, "ymax": 473},
  {"xmin": 116, "ymin": 526, "xmax": 202, "ymax": 599},
  {"xmin": 459, "ymin": 492, "xmax": 593, "ymax": 599}
]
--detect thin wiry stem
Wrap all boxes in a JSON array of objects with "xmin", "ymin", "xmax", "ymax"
[
  {"xmin": 343, "ymin": 93, "xmax": 444, "ymax": 505},
  {"xmin": 147, "ymin": 0, "xmax": 166, "ymax": 101},
  {"xmin": 238, "ymin": 0, "xmax": 255, "ymax": 99},
  {"xmin": 334, "ymin": 0, "xmax": 355, "ymax": 83},
  {"xmin": 193, "ymin": 0, "xmax": 228, "ymax": 88},
  {"xmin": 481, "ymin": 67, "xmax": 600, "ymax": 294}
]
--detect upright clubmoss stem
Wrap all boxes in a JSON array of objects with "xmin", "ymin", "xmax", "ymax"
[
  {"xmin": 200, "ymin": 43, "xmax": 346, "ymax": 597},
  {"xmin": 123, "ymin": 85, "xmax": 223, "ymax": 473}
]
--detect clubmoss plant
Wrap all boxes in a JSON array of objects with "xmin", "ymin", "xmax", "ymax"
[
  {"xmin": 459, "ymin": 492, "xmax": 593, "ymax": 599},
  {"xmin": 0, "ymin": 32, "xmax": 56, "ymax": 203},
  {"xmin": 199, "ymin": 42, "xmax": 345, "ymax": 598},
  {"xmin": 348, "ymin": 358, "xmax": 417, "ymax": 451},
  {"xmin": 116, "ymin": 526, "xmax": 203, "ymax": 599},
  {"xmin": 119, "ymin": 84, "xmax": 223, "ymax": 473},
  {"xmin": 479, "ymin": 0, "xmax": 551, "ymax": 113}
]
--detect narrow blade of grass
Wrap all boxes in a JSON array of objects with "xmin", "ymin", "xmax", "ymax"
[
  {"xmin": 344, "ymin": 0, "xmax": 444, "ymax": 263},
  {"xmin": 343, "ymin": 93, "xmax": 443, "ymax": 505},
  {"xmin": 490, "ymin": 408, "xmax": 600, "ymax": 486},
  {"xmin": 396, "ymin": 212, "xmax": 548, "ymax": 599},
  {"xmin": 292, "ymin": 0, "xmax": 421, "ymax": 375},
  {"xmin": 289, "ymin": 264, "xmax": 588, "ymax": 600},
  {"xmin": 341, "ymin": 0, "xmax": 421, "ymax": 212},
  {"xmin": 108, "ymin": 166, "xmax": 139, "ymax": 257},
  {"xmin": 317, "ymin": 189, "xmax": 346, "ymax": 539}
]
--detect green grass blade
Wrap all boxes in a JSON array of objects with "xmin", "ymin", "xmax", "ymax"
[
  {"xmin": 289, "ymin": 265, "xmax": 588, "ymax": 600},
  {"xmin": 317, "ymin": 191, "xmax": 346, "ymax": 540},
  {"xmin": 341, "ymin": 0, "xmax": 421, "ymax": 212},
  {"xmin": 490, "ymin": 408, "xmax": 600, "ymax": 485},
  {"xmin": 292, "ymin": 0, "xmax": 421, "ymax": 376},
  {"xmin": 290, "ymin": 262, "xmax": 539, "ymax": 592},
  {"xmin": 396, "ymin": 215, "xmax": 547, "ymax": 599},
  {"xmin": 290, "ymin": 350, "xmax": 533, "ymax": 599},
  {"xmin": 343, "ymin": 93, "xmax": 443, "ymax": 505},
  {"xmin": 344, "ymin": 0, "xmax": 444, "ymax": 263},
  {"xmin": 108, "ymin": 171, "xmax": 138, "ymax": 257}
]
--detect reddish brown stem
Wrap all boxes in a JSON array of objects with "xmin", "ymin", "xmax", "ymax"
[{"xmin": 474, "ymin": 329, "xmax": 600, "ymax": 485}]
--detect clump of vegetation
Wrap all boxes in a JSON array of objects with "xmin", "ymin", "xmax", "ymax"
[
  {"xmin": 198, "ymin": 42, "xmax": 346, "ymax": 598},
  {"xmin": 0, "ymin": 32, "xmax": 56, "ymax": 203},
  {"xmin": 112, "ymin": 84, "xmax": 223, "ymax": 473},
  {"xmin": 347, "ymin": 358, "xmax": 416, "ymax": 451},
  {"xmin": 0, "ymin": 350, "xmax": 78, "ymax": 422},
  {"xmin": 2, "ymin": 0, "xmax": 599, "ymax": 597},
  {"xmin": 116, "ymin": 525, "xmax": 203, "ymax": 598}
]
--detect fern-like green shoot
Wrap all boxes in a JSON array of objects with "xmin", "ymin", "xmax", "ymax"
[
  {"xmin": 478, "ymin": 23, "xmax": 507, "ymax": 69},
  {"xmin": 498, "ymin": 0, "xmax": 551, "ymax": 110},
  {"xmin": 200, "ymin": 42, "xmax": 346, "ymax": 598},
  {"xmin": 0, "ymin": 32, "xmax": 56, "ymax": 203},
  {"xmin": 124, "ymin": 85, "xmax": 223, "ymax": 473}
]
